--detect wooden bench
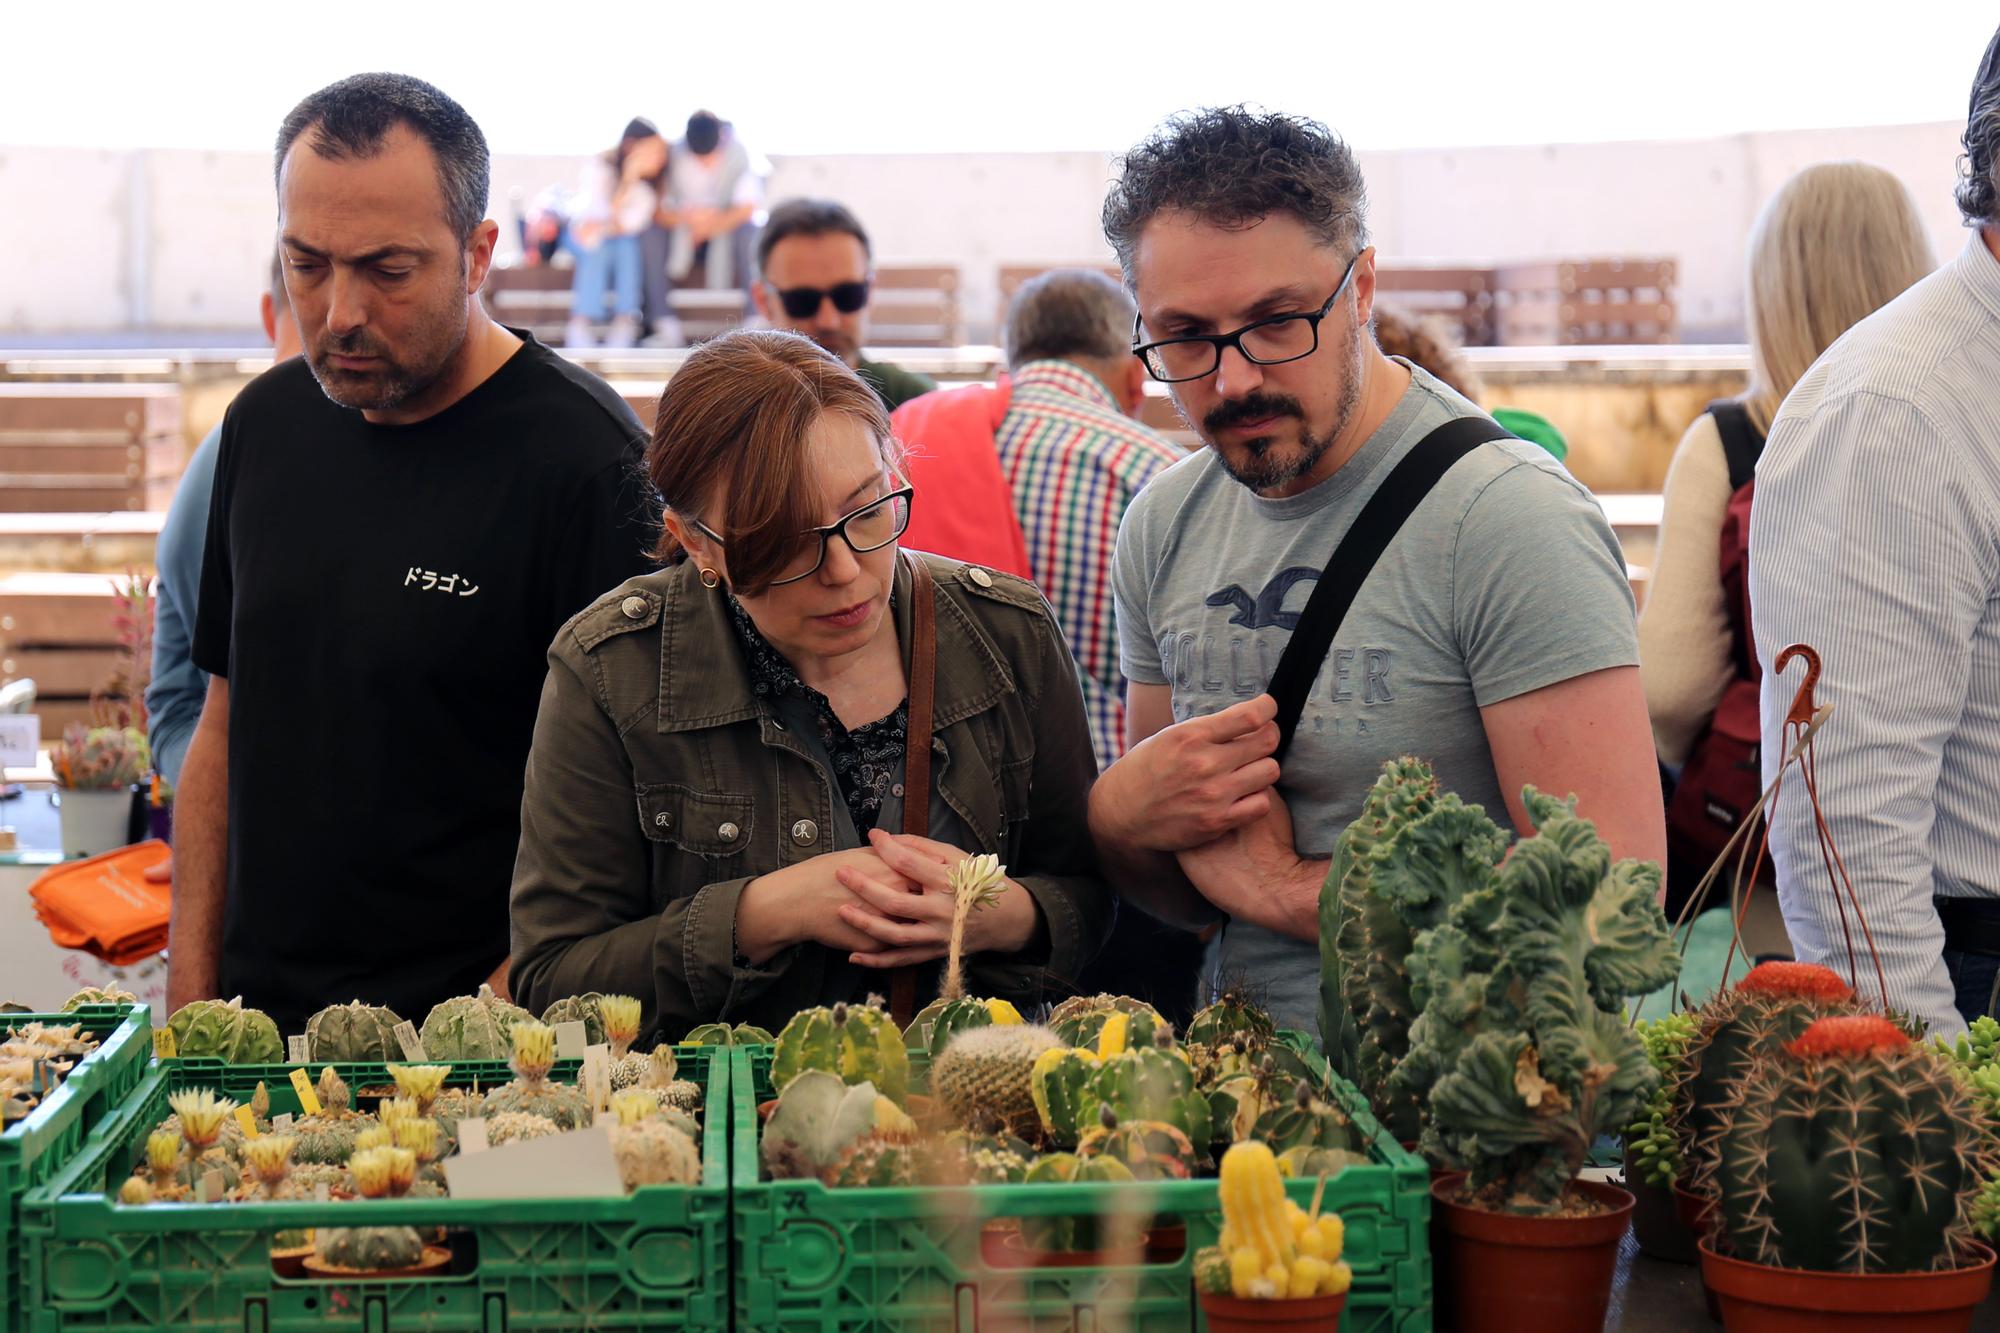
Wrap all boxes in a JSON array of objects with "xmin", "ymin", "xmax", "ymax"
[
  {"xmin": 0, "ymin": 385, "xmax": 182, "ymax": 512},
  {"xmin": 482, "ymin": 265, "xmax": 750, "ymax": 346},
  {"xmin": 0, "ymin": 571, "xmax": 139, "ymax": 736},
  {"xmin": 868, "ymin": 265, "xmax": 961, "ymax": 348},
  {"xmin": 1493, "ymin": 259, "xmax": 1678, "ymax": 345},
  {"xmin": 1375, "ymin": 265, "xmax": 1499, "ymax": 346}
]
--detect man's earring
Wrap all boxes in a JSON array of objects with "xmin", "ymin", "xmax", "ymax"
[{"xmin": 699, "ymin": 567, "xmax": 720, "ymax": 589}]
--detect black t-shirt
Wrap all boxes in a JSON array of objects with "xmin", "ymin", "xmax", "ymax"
[{"xmin": 192, "ymin": 333, "xmax": 659, "ymax": 1034}]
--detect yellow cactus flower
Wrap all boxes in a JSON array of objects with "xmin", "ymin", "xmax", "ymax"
[
  {"xmin": 353, "ymin": 1125, "xmax": 392, "ymax": 1154},
  {"xmin": 242, "ymin": 1135, "xmax": 297, "ymax": 1184},
  {"xmin": 145, "ymin": 1130, "xmax": 182, "ymax": 1175},
  {"xmin": 387, "ymin": 1064, "xmax": 449, "ymax": 1111},
  {"xmin": 349, "ymin": 1147, "xmax": 393, "ymax": 1199},
  {"xmin": 510, "ymin": 1021, "xmax": 556, "ymax": 1082},
  {"xmin": 166, "ymin": 1089, "xmax": 236, "ymax": 1151},
  {"xmin": 599, "ymin": 996, "xmax": 642, "ymax": 1046},
  {"xmin": 391, "ymin": 1118, "xmax": 439, "ymax": 1163},
  {"xmin": 377, "ymin": 1096, "xmax": 418, "ymax": 1129}
]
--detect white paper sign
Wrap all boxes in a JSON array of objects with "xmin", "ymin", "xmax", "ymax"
[
  {"xmin": 287, "ymin": 1035, "xmax": 308, "ymax": 1064},
  {"xmin": 443, "ymin": 1122, "xmax": 623, "ymax": 1199},
  {"xmin": 199, "ymin": 1170, "xmax": 224, "ymax": 1203},
  {"xmin": 0, "ymin": 715, "xmax": 39, "ymax": 769},
  {"xmin": 273, "ymin": 1112, "xmax": 294, "ymax": 1133},
  {"xmin": 392, "ymin": 1021, "xmax": 427, "ymax": 1061},
  {"xmin": 457, "ymin": 1117, "xmax": 489, "ymax": 1154},
  {"xmin": 553, "ymin": 1021, "xmax": 588, "ymax": 1061}
]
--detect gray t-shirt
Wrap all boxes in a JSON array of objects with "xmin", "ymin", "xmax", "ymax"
[{"xmin": 1113, "ymin": 364, "xmax": 1639, "ymax": 1032}]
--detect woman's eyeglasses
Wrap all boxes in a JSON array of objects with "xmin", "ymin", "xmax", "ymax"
[{"xmin": 689, "ymin": 486, "xmax": 915, "ymax": 586}]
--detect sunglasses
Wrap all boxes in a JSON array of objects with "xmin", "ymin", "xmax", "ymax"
[{"xmin": 769, "ymin": 280, "xmax": 871, "ymax": 319}]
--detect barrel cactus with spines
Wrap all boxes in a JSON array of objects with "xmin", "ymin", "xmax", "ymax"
[
  {"xmin": 1077, "ymin": 1105, "xmax": 1199, "ymax": 1180},
  {"xmin": 61, "ymin": 986, "xmax": 137, "ymax": 1011},
  {"xmin": 931, "ymin": 1023, "xmax": 1060, "ymax": 1137},
  {"xmin": 904, "ymin": 995, "xmax": 1023, "ymax": 1059},
  {"xmin": 1020, "ymin": 1152, "xmax": 1143, "ymax": 1252},
  {"xmin": 304, "ymin": 1001, "xmax": 406, "ymax": 1063},
  {"xmin": 540, "ymin": 993, "xmax": 608, "ymax": 1045},
  {"xmin": 771, "ymin": 999, "xmax": 909, "ymax": 1104},
  {"xmin": 1048, "ymin": 994, "xmax": 1168, "ymax": 1051},
  {"xmin": 1030, "ymin": 1046, "xmax": 1100, "ymax": 1147},
  {"xmin": 167, "ymin": 996, "xmax": 284, "ymax": 1063},
  {"xmin": 1082, "ymin": 1044, "xmax": 1213, "ymax": 1163},
  {"xmin": 1671, "ymin": 961, "xmax": 1862, "ymax": 1186},
  {"xmin": 1251, "ymin": 1079, "xmax": 1362, "ymax": 1156},
  {"xmin": 419, "ymin": 983, "xmax": 532, "ymax": 1062},
  {"xmin": 1699, "ymin": 1014, "xmax": 1995, "ymax": 1273},
  {"xmin": 1186, "ymin": 988, "xmax": 1275, "ymax": 1049}
]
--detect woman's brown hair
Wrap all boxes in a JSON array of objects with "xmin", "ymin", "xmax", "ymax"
[{"xmin": 648, "ymin": 329, "xmax": 898, "ymax": 595}]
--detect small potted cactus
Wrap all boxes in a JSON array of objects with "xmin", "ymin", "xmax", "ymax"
[
  {"xmin": 1624, "ymin": 1010, "xmax": 1698, "ymax": 1262},
  {"xmin": 303, "ymin": 1146, "xmax": 450, "ymax": 1279},
  {"xmin": 1693, "ymin": 1014, "xmax": 1997, "ymax": 1328},
  {"xmin": 47, "ymin": 722, "xmax": 147, "ymax": 858},
  {"xmin": 1192, "ymin": 1140, "xmax": 1351, "ymax": 1330}
]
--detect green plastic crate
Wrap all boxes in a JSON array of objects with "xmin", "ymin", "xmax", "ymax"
[
  {"xmin": 20, "ymin": 1046, "xmax": 728, "ymax": 1331},
  {"xmin": 1, "ymin": 1006, "xmax": 152, "ymax": 1333},
  {"xmin": 731, "ymin": 1036, "xmax": 1432, "ymax": 1332}
]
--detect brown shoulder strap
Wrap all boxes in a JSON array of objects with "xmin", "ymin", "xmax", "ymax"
[{"xmin": 890, "ymin": 551, "xmax": 937, "ymax": 1025}]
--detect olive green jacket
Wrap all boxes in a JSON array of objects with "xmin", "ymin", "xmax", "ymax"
[{"xmin": 508, "ymin": 552, "xmax": 1111, "ymax": 1040}]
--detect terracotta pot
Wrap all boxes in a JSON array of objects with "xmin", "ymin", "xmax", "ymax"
[
  {"xmin": 1674, "ymin": 1184, "xmax": 1723, "ymax": 1321},
  {"xmin": 986, "ymin": 1228, "xmax": 1150, "ymax": 1270},
  {"xmin": 269, "ymin": 1242, "xmax": 314, "ymax": 1278},
  {"xmin": 1430, "ymin": 1173, "xmax": 1633, "ymax": 1333},
  {"xmin": 1198, "ymin": 1289, "xmax": 1349, "ymax": 1331},
  {"xmin": 1626, "ymin": 1170, "xmax": 1697, "ymax": 1265},
  {"xmin": 1698, "ymin": 1239, "xmax": 1995, "ymax": 1332},
  {"xmin": 301, "ymin": 1243, "xmax": 453, "ymax": 1281},
  {"xmin": 1146, "ymin": 1221, "xmax": 1188, "ymax": 1263},
  {"xmin": 978, "ymin": 1220, "xmax": 1018, "ymax": 1267}
]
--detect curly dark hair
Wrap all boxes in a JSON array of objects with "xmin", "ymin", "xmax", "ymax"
[
  {"xmin": 1957, "ymin": 26, "xmax": 2000, "ymax": 226},
  {"xmin": 1102, "ymin": 107, "xmax": 1369, "ymax": 273}
]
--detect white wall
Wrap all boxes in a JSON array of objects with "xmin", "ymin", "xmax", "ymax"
[{"xmin": 0, "ymin": 122, "xmax": 1972, "ymax": 342}]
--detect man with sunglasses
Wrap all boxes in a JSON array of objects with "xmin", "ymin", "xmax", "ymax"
[
  {"xmin": 1088, "ymin": 108, "xmax": 1663, "ymax": 1036},
  {"xmin": 751, "ymin": 198, "xmax": 936, "ymax": 411}
]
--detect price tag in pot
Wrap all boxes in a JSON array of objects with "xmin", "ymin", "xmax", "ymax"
[
  {"xmin": 392, "ymin": 1021, "xmax": 427, "ymax": 1061},
  {"xmin": 199, "ymin": 1170, "xmax": 224, "ymax": 1203},
  {"xmin": 152, "ymin": 1028, "xmax": 176, "ymax": 1059},
  {"xmin": 0, "ymin": 715, "xmax": 38, "ymax": 769},
  {"xmin": 581, "ymin": 1044, "xmax": 612, "ymax": 1112},
  {"xmin": 553, "ymin": 1021, "xmax": 587, "ymax": 1061},
  {"xmin": 234, "ymin": 1105, "xmax": 260, "ymax": 1139},
  {"xmin": 273, "ymin": 1112, "xmax": 294, "ymax": 1133},
  {"xmin": 287, "ymin": 1034, "xmax": 308, "ymax": 1064},
  {"xmin": 457, "ymin": 1117, "xmax": 489, "ymax": 1154},
  {"xmin": 289, "ymin": 1068, "xmax": 323, "ymax": 1117}
]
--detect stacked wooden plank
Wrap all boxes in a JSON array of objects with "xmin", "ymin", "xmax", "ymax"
[{"xmin": 0, "ymin": 385, "xmax": 182, "ymax": 512}]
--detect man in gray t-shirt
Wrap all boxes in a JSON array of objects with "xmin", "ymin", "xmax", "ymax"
[{"xmin": 1090, "ymin": 109, "xmax": 1664, "ymax": 1035}]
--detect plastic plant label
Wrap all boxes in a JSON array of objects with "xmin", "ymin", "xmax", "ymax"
[
  {"xmin": 234, "ymin": 1105, "xmax": 261, "ymax": 1138},
  {"xmin": 314, "ymin": 1180, "xmax": 329, "ymax": 1202},
  {"xmin": 288, "ymin": 1034, "xmax": 308, "ymax": 1063},
  {"xmin": 457, "ymin": 1117, "xmax": 489, "ymax": 1154},
  {"xmin": 553, "ymin": 1021, "xmax": 588, "ymax": 1061},
  {"xmin": 288, "ymin": 1067, "xmax": 323, "ymax": 1117},
  {"xmin": 199, "ymin": 1170, "xmax": 224, "ymax": 1203},
  {"xmin": 152, "ymin": 1028, "xmax": 177, "ymax": 1059},
  {"xmin": 273, "ymin": 1112, "xmax": 294, "ymax": 1132},
  {"xmin": 443, "ymin": 1122, "xmax": 623, "ymax": 1199},
  {"xmin": 392, "ymin": 1020, "xmax": 427, "ymax": 1061},
  {"xmin": 0, "ymin": 714, "xmax": 39, "ymax": 768}
]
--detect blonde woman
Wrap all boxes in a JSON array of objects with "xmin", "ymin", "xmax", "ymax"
[{"xmin": 1641, "ymin": 162, "xmax": 1933, "ymax": 898}]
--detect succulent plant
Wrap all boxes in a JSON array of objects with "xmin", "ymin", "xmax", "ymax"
[
  {"xmin": 48, "ymin": 723, "xmax": 148, "ymax": 790},
  {"xmin": 761, "ymin": 1070, "xmax": 916, "ymax": 1183},
  {"xmin": 304, "ymin": 1001, "xmax": 406, "ymax": 1063},
  {"xmin": 1699, "ymin": 1015, "xmax": 1994, "ymax": 1273},
  {"xmin": 419, "ymin": 984, "xmax": 532, "ymax": 1062},
  {"xmin": 1194, "ymin": 1140, "xmax": 1352, "ymax": 1299},
  {"xmin": 1625, "ymin": 1010, "xmax": 1698, "ymax": 1188},
  {"xmin": 166, "ymin": 997, "xmax": 283, "ymax": 1064},
  {"xmin": 903, "ymin": 995, "xmax": 1024, "ymax": 1060},
  {"xmin": 1186, "ymin": 988, "xmax": 1276, "ymax": 1050},
  {"xmin": 482, "ymin": 1021, "xmax": 589, "ymax": 1129},
  {"xmin": 487, "ymin": 1111, "xmax": 560, "ymax": 1145},
  {"xmin": 1030, "ymin": 1045, "xmax": 1100, "ymax": 1148},
  {"xmin": 1395, "ymin": 786, "xmax": 1682, "ymax": 1213},
  {"xmin": 540, "ymin": 992, "xmax": 610, "ymax": 1045},
  {"xmin": 771, "ymin": 999, "xmax": 909, "ymax": 1104},
  {"xmin": 931, "ymin": 1023, "xmax": 1060, "ymax": 1138},
  {"xmin": 679, "ymin": 1022, "xmax": 775, "ymax": 1046},
  {"xmin": 631, "ymin": 1045, "xmax": 703, "ymax": 1112},
  {"xmin": 1080, "ymin": 1043, "xmax": 1212, "ymax": 1163},
  {"xmin": 600, "ymin": 996, "xmax": 648, "ymax": 1086},
  {"xmin": 60, "ymin": 986, "xmax": 137, "ymax": 1011},
  {"xmin": 609, "ymin": 1118, "xmax": 702, "ymax": 1190},
  {"xmin": 1318, "ymin": 757, "xmax": 1510, "ymax": 1143},
  {"xmin": 1077, "ymin": 1106, "xmax": 1199, "ymax": 1180},
  {"xmin": 1047, "ymin": 994, "xmax": 1170, "ymax": 1052},
  {"xmin": 1249, "ymin": 1079, "xmax": 1361, "ymax": 1158}
]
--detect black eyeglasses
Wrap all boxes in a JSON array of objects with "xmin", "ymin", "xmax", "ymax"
[
  {"xmin": 688, "ymin": 485, "xmax": 915, "ymax": 586},
  {"xmin": 768, "ymin": 280, "xmax": 872, "ymax": 319},
  {"xmin": 1131, "ymin": 251, "xmax": 1363, "ymax": 384}
]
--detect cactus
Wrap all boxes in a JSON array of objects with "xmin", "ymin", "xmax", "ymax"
[
  {"xmin": 1699, "ymin": 1015, "xmax": 1995, "ymax": 1273},
  {"xmin": 761, "ymin": 1070, "xmax": 917, "ymax": 1182},
  {"xmin": 904, "ymin": 995, "xmax": 1024, "ymax": 1060},
  {"xmin": 239, "ymin": 1135, "xmax": 296, "ymax": 1198},
  {"xmin": 482, "ymin": 1021, "xmax": 589, "ymax": 1129},
  {"xmin": 290, "ymin": 1069, "xmax": 370, "ymax": 1164},
  {"xmin": 1196, "ymin": 1141, "xmax": 1352, "ymax": 1299},
  {"xmin": 313, "ymin": 1226, "xmax": 427, "ymax": 1271},
  {"xmin": 771, "ymin": 999, "xmax": 909, "ymax": 1104},
  {"xmin": 1186, "ymin": 988, "xmax": 1275, "ymax": 1050},
  {"xmin": 166, "ymin": 997, "xmax": 284, "ymax": 1064},
  {"xmin": 1048, "ymin": 994, "xmax": 1169, "ymax": 1051},
  {"xmin": 1670, "ymin": 961, "xmax": 1862, "ymax": 1186},
  {"xmin": 1077, "ymin": 1106, "xmax": 1199, "ymax": 1180},
  {"xmin": 1277, "ymin": 1145, "xmax": 1370, "ymax": 1179},
  {"xmin": 1019, "ymin": 1152, "xmax": 1144, "ymax": 1252},
  {"xmin": 540, "ymin": 992, "xmax": 609, "ymax": 1045},
  {"xmin": 1081, "ymin": 1044, "xmax": 1213, "ymax": 1163},
  {"xmin": 931, "ymin": 1024, "xmax": 1061, "ymax": 1138},
  {"xmin": 60, "ymin": 986, "xmax": 137, "ymax": 1011},
  {"xmin": 304, "ymin": 1000, "xmax": 406, "ymax": 1063},
  {"xmin": 680, "ymin": 1022, "xmax": 774, "ymax": 1047},
  {"xmin": 609, "ymin": 1119, "xmax": 702, "ymax": 1190},
  {"xmin": 419, "ymin": 984, "xmax": 532, "ymax": 1062},
  {"xmin": 1030, "ymin": 1046, "xmax": 1099, "ymax": 1147},
  {"xmin": 941, "ymin": 853, "xmax": 1010, "ymax": 1001},
  {"xmin": 632, "ymin": 1045, "xmax": 703, "ymax": 1112},
  {"xmin": 928, "ymin": 1130, "xmax": 1034, "ymax": 1185},
  {"xmin": 1625, "ymin": 1011, "xmax": 1698, "ymax": 1188},
  {"xmin": 1251, "ymin": 1080, "xmax": 1361, "ymax": 1157},
  {"xmin": 488, "ymin": 1110, "xmax": 559, "ymax": 1145},
  {"xmin": 1318, "ymin": 758, "xmax": 1510, "ymax": 1144},
  {"xmin": 830, "ymin": 1137, "xmax": 925, "ymax": 1188},
  {"xmin": 1396, "ymin": 787, "xmax": 1682, "ymax": 1213}
]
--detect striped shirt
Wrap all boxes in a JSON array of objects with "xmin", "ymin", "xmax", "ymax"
[
  {"xmin": 995, "ymin": 361, "xmax": 1185, "ymax": 769},
  {"xmin": 1750, "ymin": 231, "xmax": 2000, "ymax": 1036}
]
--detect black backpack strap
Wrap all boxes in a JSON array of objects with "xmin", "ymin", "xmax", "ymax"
[
  {"xmin": 1268, "ymin": 414, "xmax": 1515, "ymax": 761},
  {"xmin": 1708, "ymin": 400, "xmax": 1765, "ymax": 492}
]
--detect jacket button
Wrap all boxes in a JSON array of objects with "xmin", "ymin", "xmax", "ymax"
[
  {"xmin": 791, "ymin": 819, "xmax": 819, "ymax": 846},
  {"xmin": 717, "ymin": 821, "xmax": 740, "ymax": 842},
  {"xmin": 621, "ymin": 595, "xmax": 649, "ymax": 620},
  {"xmin": 968, "ymin": 567, "xmax": 994, "ymax": 588}
]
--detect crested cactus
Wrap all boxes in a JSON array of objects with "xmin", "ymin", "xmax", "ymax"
[
  {"xmin": 166, "ymin": 997, "xmax": 284, "ymax": 1064},
  {"xmin": 931, "ymin": 1023, "xmax": 1059, "ymax": 1137},
  {"xmin": 419, "ymin": 984, "xmax": 531, "ymax": 1062},
  {"xmin": 771, "ymin": 999, "xmax": 909, "ymax": 1104},
  {"xmin": 304, "ymin": 1000, "xmax": 406, "ymax": 1063},
  {"xmin": 1671, "ymin": 961, "xmax": 1862, "ymax": 1186},
  {"xmin": 482, "ymin": 1021, "xmax": 589, "ymax": 1129},
  {"xmin": 1319, "ymin": 758, "xmax": 1510, "ymax": 1142},
  {"xmin": 1700, "ymin": 1015, "xmax": 1994, "ymax": 1272},
  {"xmin": 1396, "ymin": 786, "xmax": 1681, "ymax": 1212}
]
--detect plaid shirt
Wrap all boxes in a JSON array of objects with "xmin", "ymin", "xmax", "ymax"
[{"xmin": 996, "ymin": 361, "xmax": 1185, "ymax": 770}]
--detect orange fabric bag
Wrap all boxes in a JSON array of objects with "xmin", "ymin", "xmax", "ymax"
[{"xmin": 29, "ymin": 839, "xmax": 171, "ymax": 967}]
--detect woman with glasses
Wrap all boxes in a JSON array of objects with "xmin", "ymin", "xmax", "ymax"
[{"xmin": 507, "ymin": 329, "xmax": 1110, "ymax": 1038}]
